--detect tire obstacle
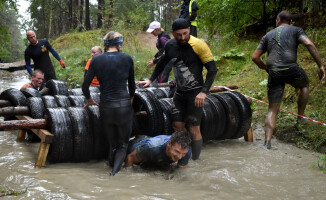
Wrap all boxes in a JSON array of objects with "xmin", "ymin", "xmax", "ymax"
[{"xmin": 0, "ymin": 80, "xmax": 252, "ymax": 167}]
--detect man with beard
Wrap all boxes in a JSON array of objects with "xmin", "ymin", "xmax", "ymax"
[{"xmin": 137, "ymin": 18, "xmax": 217, "ymax": 160}]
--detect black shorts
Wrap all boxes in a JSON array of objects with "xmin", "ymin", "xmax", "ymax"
[
  {"xmin": 267, "ymin": 66, "xmax": 309, "ymax": 103},
  {"xmin": 172, "ymin": 89, "xmax": 203, "ymax": 126}
]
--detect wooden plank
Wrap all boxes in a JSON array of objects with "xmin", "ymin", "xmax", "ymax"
[
  {"xmin": 17, "ymin": 129, "xmax": 26, "ymax": 142},
  {"xmin": 15, "ymin": 115, "xmax": 53, "ymax": 143},
  {"xmin": 0, "ymin": 106, "xmax": 30, "ymax": 116},
  {"xmin": 35, "ymin": 142, "xmax": 50, "ymax": 168}
]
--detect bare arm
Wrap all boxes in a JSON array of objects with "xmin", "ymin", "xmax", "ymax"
[
  {"xmin": 299, "ymin": 35, "xmax": 325, "ymax": 82},
  {"xmin": 125, "ymin": 149, "xmax": 141, "ymax": 167},
  {"xmin": 252, "ymin": 49, "xmax": 267, "ymax": 72}
]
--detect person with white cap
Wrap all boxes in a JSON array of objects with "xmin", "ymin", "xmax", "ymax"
[{"xmin": 146, "ymin": 21, "xmax": 172, "ymax": 83}]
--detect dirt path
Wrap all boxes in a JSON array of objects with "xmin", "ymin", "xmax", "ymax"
[{"xmin": 137, "ymin": 31, "xmax": 158, "ymax": 50}]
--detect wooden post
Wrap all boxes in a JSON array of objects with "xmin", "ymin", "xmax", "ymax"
[
  {"xmin": 35, "ymin": 142, "xmax": 50, "ymax": 168},
  {"xmin": 244, "ymin": 127, "xmax": 253, "ymax": 142},
  {"xmin": 17, "ymin": 129, "xmax": 26, "ymax": 142}
]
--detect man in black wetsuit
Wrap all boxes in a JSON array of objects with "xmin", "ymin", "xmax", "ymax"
[
  {"xmin": 179, "ymin": 0, "xmax": 199, "ymax": 37},
  {"xmin": 138, "ymin": 18, "xmax": 217, "ymax": 160},
  {"xmin": 24, "ymin": 30, "xmax": 66, "ymax": 82},
  {"xmin": 252, "ymin": 10, "xmax": 325, "ymax": 149},
  {"xmin": 82, "ymin": 31, "xmax": 136, "ymax": 176}
]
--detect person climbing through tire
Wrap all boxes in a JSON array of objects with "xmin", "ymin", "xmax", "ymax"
[
  {"xmin": 20, "ymin": 69, "xmax": 49, "ymax": 95},
  {"xmin": 137, "ymin": 18, "xmax": 218, "ymax": 160},
  {"xmin": 24, "ymin": 30, "xmax": 66, "ymax": 83},
  {"xmin": 125, "ymin": 131, "xmax": 192, "ymax": 168},
  {"xmin": 146, "ymin": 21, "xmax": 172, "ymax": 83},
  {"xmin": 252, "ymin": 10, "xmax": 325, "ymax": 149},
  {"xmin": 82, "ymin": 31, "xmax": 136, "ymax": 176}
]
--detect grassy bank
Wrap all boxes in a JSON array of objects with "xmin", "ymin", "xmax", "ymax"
[{"xmin": 49, "ymin": 28, "xmax": 326, "ymax": 155}]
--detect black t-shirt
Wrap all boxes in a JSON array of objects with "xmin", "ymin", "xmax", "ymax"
[
  {"xmin": 24, "ymin": 39, "xmax": 56, "ymax": 80},
  {"xmin": 82, "ymin": 52, "xmax": 136, "ymax": 103},
  {"xmin": 150, "ymin": 36, "xmax": 217, "ymax": 93},
  {"xmin": 257, "ymin": 25, "xmax": 307, "ymax": 69}
]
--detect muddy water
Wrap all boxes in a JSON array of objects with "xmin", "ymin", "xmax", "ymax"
[{"xmin": 1, "ymin": 71, "xmax": 326, "ymax": 199}]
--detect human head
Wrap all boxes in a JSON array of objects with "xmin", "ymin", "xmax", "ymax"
[
  {"xmin": 103, "ymin": 31, "xmax": 123, "ymax": 52},
  {"xmin": 276, "ymin": 10, "xmax": 292, "ymax": 26},
  {"xmin": 91, "ymin": 46, "xmax": 103, "ymax": 57},
  {"xmin": 167, "ymin": 131, "xmax": 192, "ymax": 162},
  {"xmin": 172, "ymin": 18, "xmax": 190, "ymax": 45},
  {"xmin": 26, "ymin": 30, "xmax": 38, "ymax": 45},
  {"xmin": 31, "ymin": 70, "xmax": 44, "ymax": 88},
  {"xmin": 146, "ymin": 21, "xmax": 162, "ymax": 36}
]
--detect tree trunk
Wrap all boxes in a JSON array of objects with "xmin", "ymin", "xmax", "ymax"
[
  {"xmin": 97, "ymin": 0, "xmax": 105, "ymax": 28},
  {"xmin": 85, "ymin": 0, "xmax": 91, "ymax": 30},
  {"xmin": 48, "ymin": 0, "xmax": 53, "ymax": 38},
  {"xmin": 79, "ymin": 0, "xmax": 84, "ymax": 31}
]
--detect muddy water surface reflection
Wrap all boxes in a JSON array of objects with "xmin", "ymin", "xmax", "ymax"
[{"xmin": 0, "ymin": 71, "xmax": 325, "ymax": 199}]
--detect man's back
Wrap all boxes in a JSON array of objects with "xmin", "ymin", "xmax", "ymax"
[{"xmin": 257, "ymin": 25, "xmax": 306, "ymax": 69}]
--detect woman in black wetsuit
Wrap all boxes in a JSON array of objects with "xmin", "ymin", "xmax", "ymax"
[{"xmin": 82, "ymin": 31, "xmax": 136, "ymax": 176}]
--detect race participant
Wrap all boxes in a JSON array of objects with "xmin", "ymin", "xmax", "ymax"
[
  {"xmin": 252, "ymin": 10, "xmax": 325, "ymax": 149},
  {"xmin": 24, "ymin": 30, "xmax": 66, "ymax": 83},
  {"xmin": 146, "ymin": 21, "xmax": 172, "ymax": 83},
  {"xmin": 137, "ymin": 18, "xmax": 218, "ymax": 160},
  {"xmin": 125, "ymin": 131, "xmax": 192, "ymax": 168},
  {"xmin": 20, "ymin": 69, "xmax": 49, "ymax": 95},
  {"xmin": 82, "ymin": 31, "xmax": 136, "ymax": 176},
  {"xmin": 84, "ymin": 46, "xmax": 103, "ymax": 86}
]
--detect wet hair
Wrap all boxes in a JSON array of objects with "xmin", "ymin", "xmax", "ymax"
[
  {"xmin": 170, "ymin": 131, "xmax": 192, "ymax": 149},
  {"xmin": 93, "ymin": 46, "xmax": 103, "ymax": 53},
  {"xmin": 277, "ymin": 10, "xmax": 292, "ymax": 24},
  {"xmin": 172, "ymin": 18, "xmax": 189, "ymax": 31},
  {"xmin": 103, "ymin": 31, "xmax": 123, "ymax": 52},
  {"xmin": 32, "ymin": 69, "xmax": 44, "ymax": 77}
]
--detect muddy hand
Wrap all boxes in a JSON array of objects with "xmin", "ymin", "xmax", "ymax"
[
  {"xmin": 83, "ymin": 98, "xmax": 99, "ymax": 109},
  {"xmin": 195, "ymin": 92, "xmax": 206, "ymax": 107},
  {"xmin": 318, "ymin": 66, "xmax": 325, "ymax": 83}
]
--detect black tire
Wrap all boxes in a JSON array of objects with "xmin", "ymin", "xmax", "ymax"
[
  {"xmin": 87, "ymin": 105, "xmax": 106, "ymax": 160},
  {"xmin": 132, "ymin": 89, "xmax": 164, "ymax": 136},
  {"xmin": 200, "ymin": 98, "xmax": 216, "ymax": 142},
  {"xmin": 225, "ymin": 91, "xmax": 252, "ymax": 139},
  {"xmin": 90, "ymin": 92, "xmax": 100, "ymax": 104},
  {"xmin": 70, "ymin": 88, "xmax": 83, "ymax": 96},
  {"xmin": 89, "ymin": 86, "xmax": 100, "ymax": 93},
  {"xmin": 212, "ymin": 93, "xmax": 240, "ymax": 139},
  {"xmin": 46, "ymin": 79, "xmax": 69, "ymax": 96},
  {"xmin": 67, "ymin": 107, "xmax": 92, "ymax": 162},
  {"xmin": 42, "ymin": 95, "xmax": 58, "ymax": 108},
  {"xmin": 0, "ymin": 88, "xmax": 27, "ymax": 106},
  {"xmin": 146, "ymin": 87, "xmax": 168, "ymax": 99},
  {"xmin": 68, "ymin": 95, "xmax": 87, "ymax": 107},
  {"xmin": 205, "ymin": 95, "xmax": 226, "ymax": 140},
  {"xmin": 54, "ymin": 95, "xmax": 71, "ymax": 108},
  {"xmin": 158, "ymin": 98, "xmax": 174, "ymax": 135},
  {"xmin": 68, "ymin": 90, "xmax": 73, "ymax": 95},
  {"xmin": 159, "ymin": 87, "xmax": 170, "ymax": 98},
  {"xmin": 26, "ymin": 97, "xmax": 45, "ymax": 142},
  {"xmin": 21, "ymin": 88, "xmax": 42, "ymax": 98},
  {"xmin": 46, "ymin": 108, "xmax": 73, "ymax": 163}
]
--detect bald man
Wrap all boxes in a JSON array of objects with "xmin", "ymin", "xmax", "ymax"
[
  {"xmin": 24, "ymin": 30, "xmax": 65, "ymax": 83},
  {"xmin": 84, "ymin": 46, "xmax": 103, "ymax": 86}
]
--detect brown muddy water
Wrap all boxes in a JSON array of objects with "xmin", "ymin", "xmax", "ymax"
[{"xmin": 0, "ymin": 71, "xmax": 325, "ymax": 199}]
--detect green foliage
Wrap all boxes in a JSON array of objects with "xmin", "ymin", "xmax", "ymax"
[
  {"xmin": 0, "ymin": 186, "xmax": 27, "ymax": 197},
  {"xmin": 313, "ymin": 155, "xmax": 326, "ymax": 173}
]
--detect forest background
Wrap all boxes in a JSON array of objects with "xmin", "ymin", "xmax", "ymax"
[{"xmin": 0, "ymin": 0, "xmax": 326, "ymax": 168}]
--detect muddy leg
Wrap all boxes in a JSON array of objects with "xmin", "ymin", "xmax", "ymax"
[{"xmin": 264, "ymin": 103, "xmax": 281, "ymax": 149}]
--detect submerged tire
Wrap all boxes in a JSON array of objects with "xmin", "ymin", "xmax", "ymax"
[
  {"xmin": 68, "ymin": 95, "xmax": 87, "ymax": 107},
  {"xmin": 46, "ymin": 108, "xmax": 73, "ymax": 163},
  {"xmin": 200, "ymin": 98, "xmax": 216, "ymax": 142},
  {"xmin": 212, "ymin": 93, "xmax": 240, "ymax": 139},
  {"xmin": 46, "ymin": 79, "xmax": 69, "ymax": 96},
  {"xmin": 26, "ymin": 97, "xmax": 45, "ymax": 142},
  {"xmin": 87, "ymin": 105, "xmax": 106, "ymax": 160},
  {"xmin": 0, "ymin": 88, "xmax": 27, "ymax": 106},
  {"xmin": 132, "ymin": 89, "xmax": 164, "ymax": 136},
  {"xmin": 42, "ymin": 95, "xmax": 58, "ymax": 108},
  {"xmin": 67, "ymin": 107, "xmax": 92, "ymax": 162},
  {"xmin": 205, "ymin": 95, "xmax": 226, "ymax": 140},
  {"xmin": 158, "ymin": 98, "xmax": 174, "ymax": 135},
  {"xmin": 21, "ymin": 88, "xmax": 42, "ymax": 98},
  {"xmin": 225, "ymin": 91, "xmax": 252, "ymax": 139},
  {"xmin": 54, "ymin": 95, "xmax": 71, "ymax": 108}
]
